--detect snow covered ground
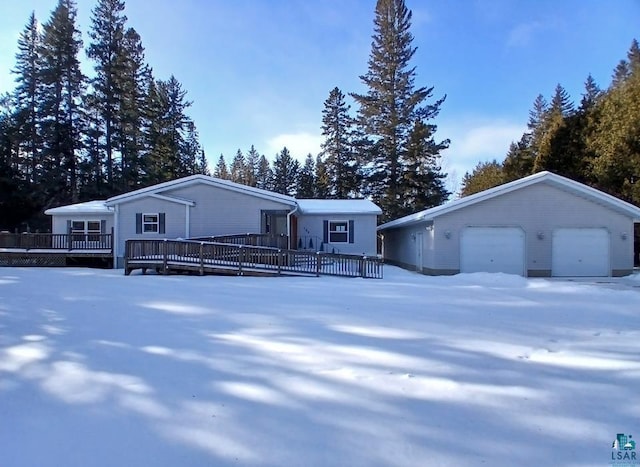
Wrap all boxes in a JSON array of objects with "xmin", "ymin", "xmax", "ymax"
[{"xmin": 1, "ymin": 267, "xmax": 639, "ymax": 467}]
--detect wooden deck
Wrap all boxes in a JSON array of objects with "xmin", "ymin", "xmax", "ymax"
[
  {"xmin": 0, "ymin": 232, "xmax": 113, "ymax": 267},
  {"xmin": 125, "ymin": 239, "xmax": 383, "ymax": 279}
]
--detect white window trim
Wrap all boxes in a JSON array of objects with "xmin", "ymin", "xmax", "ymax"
[
  {"xmin": 142, "ymin": 213, "xmax": 160, "ymax": 234},
  {"xmin": 329, "ymin": 220, "xmax": 349, "ymax": 244}
]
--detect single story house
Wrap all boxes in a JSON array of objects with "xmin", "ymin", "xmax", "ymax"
[
  {"xmin": 378, "ymin": 171, "xmax": 640, "ymax": 277},
  {"xmin": 45, "ymin": 175, "xmax": 381, "ymax": 268}
]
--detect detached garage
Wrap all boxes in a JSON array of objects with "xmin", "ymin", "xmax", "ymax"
[{"xmin": 379, "ymin": 171, "xmax": 640, "ymax": 277}]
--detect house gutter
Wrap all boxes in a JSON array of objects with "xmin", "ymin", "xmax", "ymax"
[
  {"xmin": 286, "ymin": 203, "xmax": 299, "ymax": 250},
  {"xmin": 113, "ymin": 204, "xmax": 119, "ymax": 269}
]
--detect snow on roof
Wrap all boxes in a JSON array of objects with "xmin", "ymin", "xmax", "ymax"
[
  {"xmin": 296, "ymin": 199, "xmax": 382, "ymax": 215},
  {"xmin": 378, "ymin": 171, "xmax": 640, "ymax": 231},
  {"xmin": 45, "ymin": 200, "xmax": 113, "ymax": 216}
]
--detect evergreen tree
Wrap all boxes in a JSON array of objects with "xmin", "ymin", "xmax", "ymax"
[
  {"xmin": 272, "ymin": 147, "xmax": 299, "ymax": 195},
  {"xmin": 296, "ymin": 154, "xmax": 316, "ymax": 198},
  {"xmin": 401, "ymin": 120, "xmax": 449, "ymax": 214},
  {"xmin": 255, "ymin": 154, "xmax": 273, "ymax": 190},
  {"xmin": 314, "ymin": 154, "xmax": 331, "ymax": 198},
  {"xmin": 86, "ymin": 0, "xmax": 127, "ymax": 190},
  {"xmin": 532, "ymin": 84, "xmax": 574, "ymax": 172},
  {"xmin": 213, "ymin": 154, "xmax": 228, "ymax": 179},
  {"xmin": 320, "ymin": 87, "xmax": 358, "ymax": 198},
  {"xmin": 38, "ymin": 0, "xmax": 85, "ymax": 205},
  {"xmin": 352, "ymin": 0, "xmax": 447, "ymax": 221},
  {"xmin": 243, "ymin": 145, "xmax": 259, "ymax": 187},
  {"xmin": 229, "ymin": 149, "xmax": 246, "ymax": 184},
  {"xmin": 12, "ymin": 12, "xmax": 42, "ymax": 183},
  {"xmin": 580, "ymin": 74, "xmax": 601, "ymax": 111},
  {"xmin": 460, "ymin": 160, "xmax": 505, "ymax": 197}
]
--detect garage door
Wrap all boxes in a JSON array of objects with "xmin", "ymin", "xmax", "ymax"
[
  {"xmin": 552, "ymin": 228, "xmax": 609, "ymax": 277},
  {"xmin": 460, "ymin": 227, "xmax": 525, "ymax": 275}
]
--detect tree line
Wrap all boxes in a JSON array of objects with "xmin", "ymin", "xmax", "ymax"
[
  {"xmin": 0, "ymin": 0, "xmax": 207, "ymax": 230},
  {"xmin": 1, "ymin": 0, "xmax": 450, "ymax": 229},
  {"xmin": 461, "ymin": 40, "xmax": 640, "ymax": 208},
  {"xmin": 213, "ymin": 0, "xmax": 450, "ymax": 223}
]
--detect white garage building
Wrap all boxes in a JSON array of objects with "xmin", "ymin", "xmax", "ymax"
[{"xmin": 379, "ymin": 171, "xmax": 640, "ymax": 277}]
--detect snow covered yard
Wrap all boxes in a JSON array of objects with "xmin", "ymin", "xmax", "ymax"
[{"xmin": 1, "ymin": 267, "xmax": 639, "ymax": 467}]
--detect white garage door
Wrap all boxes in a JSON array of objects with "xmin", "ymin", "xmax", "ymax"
[
  {"xmin": 552, "ymin": 228, "xmax": 610, "ymax": 277},
  {"xmin": 460, "ymin": 227, "xmax": 525, "ymax": 275}
]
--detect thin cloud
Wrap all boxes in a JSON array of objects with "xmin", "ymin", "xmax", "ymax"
[
  {"xmin": 507, "ymin": 21, "xmax": 544, "ymax": 48},
  {"xmin": 266, "ymin": 132, "xmax": 324, "ymax": 160}
]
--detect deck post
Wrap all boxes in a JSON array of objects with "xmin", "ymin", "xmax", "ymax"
[
  {"xmin": 238, "ymin": 245, "xmax": 243, "ymax": 275},
  {"xmin": 199, "ymin": 242, "xmax": 204, "ymax": 275},
  {"xmin": 316, "ymin": 252, "xmax": 321, "ymax": 277},
  {"xmin": 277, "ymin": 249, "xmax": 282, "ymax": 275},
  {"xmin": 67, "ymin": 227, "xmax": 72, "ymax": 250},
  {"xmin": 360, "ymin": 256, "xmax": 366, "ymax": 278},
  {"xmin": 162, "ymin": 239, "xmax": 168, "ymax": 274}
]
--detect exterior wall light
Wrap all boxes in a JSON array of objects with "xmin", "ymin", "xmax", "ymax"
[
  {"xmin": 621, "ymin": 232, "xmax": 628, "ymax": 240},
  {"xmin": 444, "ymin": 230, "xmax": 452, "ymax": 239},
  {"xmin": 536, "ymin": 231, "xmax": 545, "ymax": 240}
]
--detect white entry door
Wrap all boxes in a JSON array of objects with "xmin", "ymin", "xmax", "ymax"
[
  {"xmin": 552, "ymin": 228, "xmax": 609, "ymax": 277},
  {"xmin": 415, "ymin": 232, "xmax": 423, "ymax": 273},
  {"xmin": 460, "ymin": 227, "xmax": 525, "ymax": 275}
]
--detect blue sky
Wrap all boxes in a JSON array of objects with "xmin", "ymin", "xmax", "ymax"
[{"xmin": 0, "ymin": 0, "xmax": 638, "ymax": 192}]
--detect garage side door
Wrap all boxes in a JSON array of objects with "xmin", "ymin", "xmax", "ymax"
[
  {"xmin": 460, "ymin": 227, "xmax": 525, "ymax": 275},
  {"xmin": 552, "ymin": 228, "xmax": 610, "ymax": 277}
]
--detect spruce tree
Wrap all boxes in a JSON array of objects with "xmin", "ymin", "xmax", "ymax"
[
  {"xmin": 229, "ymin": 149, "xmax": 246, "ymax": 184},
  {"xmin": 352, "ymin": 0, "xmax": 447, "ymax": 221},
  {"xmin": 86, "ymin": 0, "xmax": 127, "ymax": 190},
  {"xmin": 296, "ymin": 154, "xmax": 316, "ymax": 198},
  {"xmin": 314, "ymin": 154, "xmax": 331, "ymax": 198},
  {"xmin": 320, "ymin": 87, "xmax": 358, "ymax": 198},
  {"xmin": 213, "ymin": 154, "xmax": 229, "ymax": 179},
  {"xmin": 12, "ymin": 12, "xmax": 42, "ymax": 183},
  {"xmin": 255, "ymin": 154, "xmax": 273, "ymax": 190},
  {"xmin": 243, "ymin": 145, "xmax": 260, "ymax": 187},
  {"xmin": 38, "ymin": 0, "xmax": 85, "ymax": 205},
  {"xmin": 272, "ymin": 147, "xmax": 299, "ymax": 196}
]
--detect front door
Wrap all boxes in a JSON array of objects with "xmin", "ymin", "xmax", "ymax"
[
  {"xmin": 415, "ymin": 232, "xmax": 423, "ymax": 272},
  {"xmin": 261, "ymin": 210, "xmax": 289, "ymax": 248}
]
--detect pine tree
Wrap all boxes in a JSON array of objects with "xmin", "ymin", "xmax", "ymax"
[
  {"xmin": 12, "ymin": 12, "xmax": 43, "ymax": 183},
  {"xmin": 401, "ymin": 120, "xmax": 449, "ymax": 214},
  {"xmin": 580, "ymin": 74, "xmax": 601, "ymax": 111},
  {"xmin": 272, "ymin": 147, "xmax": 299, "ymax": 195},
  {"xmin": 86, "ymin": 0, "xmax": 127, "ymax": 190},
  {"xmin": 314, "ymin": 154, "xmax": 331, "ymax": 198},
  {"xmin": 351, "ymin": 0, "xmax": 447, "ymax": 221},
  {"xmin": 460, "ymin": 160, "xmax": 505, "ymax": 197},
  {"xmin": 296, "ymin": 154, "xmax": 316, "ymax": 198},
  {"xmin": 213, "ymin": 154, "xmax": 228, "ymax": 179},
  {"xmin": 533, "ymin": 85, "xmax": 574, "ymax": 172},
  {"xmin": 243, "ymin": 145, "xmax": 259, "ymax": 187},
  {"xmin": 255, "ymin": 154, "xmax": 273, "ymax": 190},
  {"xmin": 229, "ymin": 149, "xmax": 246, "ymax": 184},
  {"xmin": 320, "ymin": 87, "xmax": 358, "ymax": 198},
  {"xmin": 38, "ymin": 0, "xmax": 85, "ymax": 205}
]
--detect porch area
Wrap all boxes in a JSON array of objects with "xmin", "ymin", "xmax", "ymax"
[{"xmin": 0, "ymin": 232, "xmax": 113, "ymax": 267}]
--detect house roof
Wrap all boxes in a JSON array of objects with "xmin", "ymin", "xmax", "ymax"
[
  {"xmin": 44, "ymin": 200, "xmax": 113, "ymax": 216},
  {"xmin": 296, "ymin": 199, "xmax": 382, "ymax": 215},
  {"xmin": 378, "ymin": 171, "xmax": 640, "ymax": 231},
  {"xmin": 104, "ymin": 174, "xmax": 298, "ymax": 207}
]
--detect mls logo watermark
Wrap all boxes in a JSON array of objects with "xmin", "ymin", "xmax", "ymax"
[{"xmin": 611, "ymin": 433, "xmax": 637, "ymax": 466}]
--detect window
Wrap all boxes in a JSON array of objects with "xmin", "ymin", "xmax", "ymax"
[
  {"xmin": 71, "ymin": 220, "xmax": 102, "ymax": 242},
  {"xmin": 143, "ymin": 214, "xmax": 159, "ymax": 233},
  {"xmin": 329, "ymin": 221, "xmax": 349, "ymax": 243},
  {"xmin": 136, "ymin": 213, "xmax": 165, "ymax": 234}
]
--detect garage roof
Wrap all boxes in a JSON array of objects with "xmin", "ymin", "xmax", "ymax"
[{"xmin": 378, "ymin": 171, "xmax": 640, "ymax": 231}]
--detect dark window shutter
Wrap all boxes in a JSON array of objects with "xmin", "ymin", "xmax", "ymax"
[
  {"xmin": 159, "ymin": 213, "xmax": 166, "ymax": 234},
  {"xmin": 135, "ymin": 213, "xmax": 142, "ymax": 234},
  {"xmin": 100, "ymin": 220, "xmax": 106, "ymax": 233},
  {"xmin": 348, "ymin": 220, "xmax": 354, "ymax": 244},
  {"xmin": 66, "ymin": 220, "xmax": 72, "ymax": 233},
  {"xmin": 323, "ymin": 220, "xmax": 328, "ymax": 243}
]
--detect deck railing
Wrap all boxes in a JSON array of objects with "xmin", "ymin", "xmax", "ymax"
[
  {"xmin": 125, "ymin": 239, "xmax": 383, "ymax": 279},
  {"xmin": 189, "ymin": 233, "xmax": 289, "ymax": 250},
  {"xmin": 0, "ymin": 232, "xmax": 113, "ymax": 251}
]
